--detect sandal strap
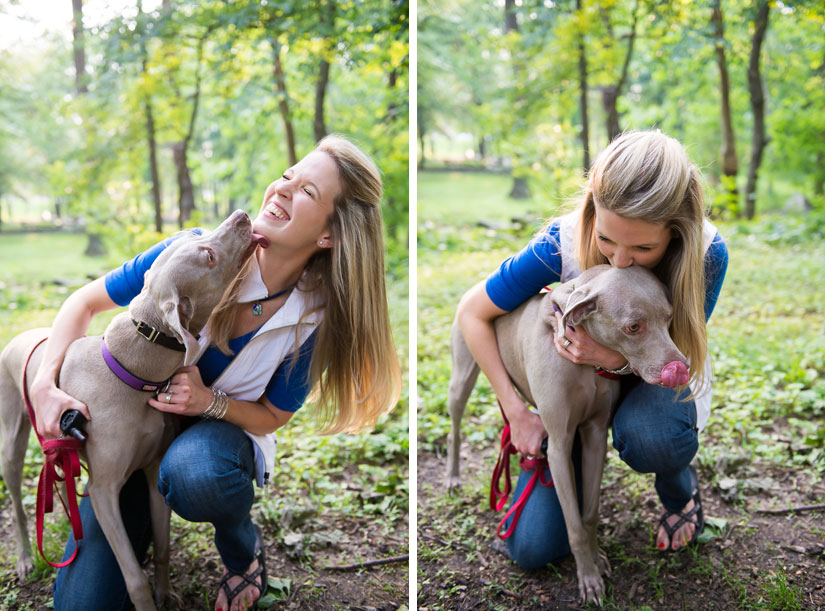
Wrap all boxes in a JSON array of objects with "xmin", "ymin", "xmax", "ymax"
[
  {"xmin": 658, "ymin": 502, "xmax": 701, "ymax": 539},
  {"xmin": 220, "ymin": 564, "xmax": 266, "ymax": 603}
]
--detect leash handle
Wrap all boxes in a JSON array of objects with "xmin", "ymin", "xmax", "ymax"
[{"xmin": 22, "ymin": 338, "xmax": 86, "ymax": 566}]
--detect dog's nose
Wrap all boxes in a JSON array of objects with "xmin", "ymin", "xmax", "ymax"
[
  {"xmin": 660, "ymin": 361, "xmax": 689, "ymax": 387},
  {"xmin": 229, "ymin": 209, "xmax": 250, "ymax": 226}
]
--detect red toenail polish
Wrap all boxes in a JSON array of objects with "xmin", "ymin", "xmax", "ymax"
[{"xmin": 658, "ymin": 542, "xmax": 666, "ymax": 549}]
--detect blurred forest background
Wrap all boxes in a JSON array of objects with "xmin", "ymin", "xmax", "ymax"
[
  {"xmin": 0, "ymin": 0, "xmax": 408, "ymax": 260},
  {"xmin": 418, "ymin": 0, "xmax": 824, "ymax": 219}
]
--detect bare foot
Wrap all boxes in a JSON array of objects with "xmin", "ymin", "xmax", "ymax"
[
  {"xmin": 215, "ymin": 558, "xmax": 263, "ymax": 611},
  {"xmin": 656, "ymin": 498, "xmax": 696, "ymax": 551}
]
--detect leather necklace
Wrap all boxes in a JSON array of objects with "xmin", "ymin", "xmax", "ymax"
[{"xmin": 249, "ymin": 284, "xmax": 296, "ymax": 316}]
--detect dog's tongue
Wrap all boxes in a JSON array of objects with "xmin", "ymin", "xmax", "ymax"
[
  {"xmin": 661, "ymin": 361, "xmax": 689, "ymax": 388},
  {"xmin": 239, "ymin": 234, "xmax": 270, "ymax": 267},
  {"xmin": 252, "ymin": 233, "xmax": 270, "ymax": 249}
]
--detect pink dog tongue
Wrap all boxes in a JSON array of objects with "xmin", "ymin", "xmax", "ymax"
[
  {"xmin": 252, "ymin": 233, "xmax": 270, "ymax": 249},
  {"xmin": 661, "ymin": 361, "xmax": 689, "ymax": 388}
]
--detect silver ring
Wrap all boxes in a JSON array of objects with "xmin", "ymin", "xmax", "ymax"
[
  {"xmin": 165, "ymin": 392, "xmax": 173, "ymax": 403},
  {"xmin": 563, "ymin": 339, "xmax": 572, "ymax": 349}
]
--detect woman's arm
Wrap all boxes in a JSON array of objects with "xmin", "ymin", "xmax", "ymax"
[
  {"xmin": 456, "ymin": 281, "xmax": 547, "ymax": 456},
  {"xmin": 147, "ymin": 366, "xmax": 293, "ymax": 435},
  {"xmin": 30, "ymin": 277, "xmax": 119, "ymax": 439}
]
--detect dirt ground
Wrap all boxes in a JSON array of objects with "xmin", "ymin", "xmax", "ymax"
[
  {"xmin": 417, "ymin": 443, "xmax": 825, "ymax": 610},
  {"xmin": 0, "ymin": 495, "xmax": 408, "ymax": 610}
]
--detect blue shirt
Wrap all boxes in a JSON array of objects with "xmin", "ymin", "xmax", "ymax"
[
  {"xmin": 486, "ymin": 220, "xmax": 729, "ymax": 322},
  {"xmin": 104, "ymin": 230, "xmax": 313, "ymax": 412}
]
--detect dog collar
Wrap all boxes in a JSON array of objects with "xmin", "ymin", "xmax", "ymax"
[
  {"xmin": 132, "ymin": 319, "xmax": 187, "ymax": 352},
  {"xmin": 101, "ymin": 338, "xmax": 171, "ymax": 393}
]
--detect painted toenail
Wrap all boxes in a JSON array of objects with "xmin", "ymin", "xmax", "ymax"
[{"xmin": 658, "ymin": 542, "xmax": 666, "ymax": 549}]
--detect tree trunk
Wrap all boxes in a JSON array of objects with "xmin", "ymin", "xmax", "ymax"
[
  {"xmin": 576, "ymin": 0, "xmax": 590, "ymax": 171},
  {"xmin": 712, "ymin": 0, "xmax": 739, "ymax": 213},
  {"xmin": 272, "ymin": 39, "xmax": 297, "ymax": 166},
  {"xmin": 744, "ymin": 1, "xmax": 770, "ymax": 220},
  {"xmin": 139, "ymin": 0, "xmax": 162, "ymax": 232},
  {"xmin": 418, "ymin": 121, "xmax": 426, "ymax": 170},
  {"xmin": 172, "ymin": 142, "xmax": 194, "ymax": 228},
  {"xmin": 314, "ymin": 0, "xmax": 335, "ymax": 142},
  {"xmin": 71, "ymin": 0, "xmax": 88, "ymax": 94},
  {"xmin": 505, "ymin": 0, "xmax": 530, "ymax": 199},
  {"xmin": 600, "ymin": 0, "xmax": 638, "ymax": 143}
]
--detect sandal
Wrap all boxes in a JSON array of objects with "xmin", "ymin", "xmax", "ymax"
[
  {"xmin": 657, "ymin": 465, "xmax": 704, "ymax": 551},
  {"xmin": 217, "ymin": 523, "xmax": 268, "ymax": 609}
]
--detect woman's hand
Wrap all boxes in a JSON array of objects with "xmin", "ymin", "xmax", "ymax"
[
  {"xmin": 553, "ymin": 312, "xmax": 628, "ymax": 370},
  {"xmin": 501, "ymin": 396, "xmax": 547, "ymax": 457},
  {"xmin": 30, "ymin": 379, "xmax": 90, "ymax": 440},
  {"xmin": 147, "ymin": 366, "xmax": 212, "ymax": 417}
]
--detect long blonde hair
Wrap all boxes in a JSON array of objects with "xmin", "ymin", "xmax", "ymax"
[
  {"xmin": 208, "ymin": 135, "xmax": 401, "ymax": 433},
  {"xmin": 575, "ymin": 131, "xmax": 708, "ymax": 390}
]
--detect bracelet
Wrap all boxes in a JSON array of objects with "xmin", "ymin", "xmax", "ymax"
[
  {"xmin": 202, "ymin": 387, "xmax": 229, "ymax": 420},
  {"xmin": 595, "ymin": 362, "xmax": 634, "ymax": 375}
]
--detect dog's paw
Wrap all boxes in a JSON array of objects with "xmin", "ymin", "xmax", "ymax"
[
  {"xmin": 16, "ymin": 555, "xmax": 34, "ymax": 581},
  {"xmin": 577, "ymin": 565, "xmax": 605, "ymax": 607},
  {"xmin": 444, "ymin": 475, "xmax": 462, "ymax": 494},
  {"xmin": 595, "ymin": 546, "xmax": 611, "ymax": 577}
]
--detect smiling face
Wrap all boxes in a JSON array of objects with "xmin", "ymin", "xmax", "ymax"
[
  {"xmin": 253, "ymin": 150, "xmax": 341, "ymax": 252},
  {"xmin": 593, "ymin": 205, "xmax": 672, "ymax": 270}
]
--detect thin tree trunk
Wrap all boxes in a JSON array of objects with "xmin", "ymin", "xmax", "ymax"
[
  {"xmin": 505, "ymin": 0, "xmax": 530, "ymax": 200},
  {"xmin": 272, "ymin": 40, "xmax": 297, "ymax": 166},
  {"xmin": 600, "ymin": 0, "xmax": 638, "ymax": 142},
  {"xmin": 576, "ymin": 0, "xmax": 590, "ymax": 171},
  {"xmin": 744, "ymin": 1, "xmax": 770, "ymax": 220},
  {"xmin": 314, "ymin": 0, "xmax": 335, "ymax": 142},
  {"xmin": 712, "ymin": 0, "xmax": 739, "ymax": 213},
  {"xmin": 418, "ymin": 121, "xmax": 426, "ymax": 170},
  {"xmin": 175, "ymin": 34, "xmax": 207, "ymax": 227},
  {"xmin": 139, "ymin": 0, "xmax": 162, "ymax": 232},
  {"xmin": 71, "ymin": 0, "xmax": 88, "ymax": 94}
]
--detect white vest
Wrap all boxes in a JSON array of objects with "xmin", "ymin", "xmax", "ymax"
[
  {"xmin": 557, "ymin": 212, "xmax": 718, "ymax": 432},
  {"xmin": 192, "ymin": 256, "xmax": 322, "ymax": 486}
]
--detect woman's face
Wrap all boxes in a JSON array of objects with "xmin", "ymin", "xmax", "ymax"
[
  {"xmin": 253, "ymin": 150, "xmax": 341, "ymax": 251},
  {"xmin": 593, "ymin": 205, "xmax": 672, "ymax": 269}
]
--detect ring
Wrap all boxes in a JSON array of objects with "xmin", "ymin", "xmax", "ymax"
[
  {"xmin": 165, "ymin": 392, "xmax": 173, "ymax": 403},
  {"xmin": 563, "ymin": 339, "xmax": 572, "ymax": 349}
]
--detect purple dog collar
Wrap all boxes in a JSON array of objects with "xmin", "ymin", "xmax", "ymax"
[{"xmin": 101, "ymin": 338, "xmax": 170, "ymax": 393}]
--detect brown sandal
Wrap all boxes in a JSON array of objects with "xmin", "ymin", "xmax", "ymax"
[{"xmin": 217, "ymin": 524, "xmax": 268, "ymax": 609}]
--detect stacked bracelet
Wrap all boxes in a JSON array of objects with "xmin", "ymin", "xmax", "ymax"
[
  {"xmin": 595, "ymin": 362, "xmax": 634, "ymax": 375},
  {"xmin": 202, "ymin": 387, "xmax": 229, "ymax": 420}
]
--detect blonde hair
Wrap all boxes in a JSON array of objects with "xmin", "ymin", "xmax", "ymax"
[
  {"xmin": 208, "ymin": 135, "xmax": 401, "ymax": 433},
  {"xmin": 575, "ymin": 131, "xmax": 708, "ymax": 390}
]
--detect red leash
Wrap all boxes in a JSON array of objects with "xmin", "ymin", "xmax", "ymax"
[
  {"xmin": 490, "ymin": 401, "xmax": 554, "ymax": 539},
  {"xmin": 22, "ymin": 338, "xmax": 86, "ymax": 567}
]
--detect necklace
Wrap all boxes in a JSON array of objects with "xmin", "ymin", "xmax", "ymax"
[{"xmin": 249, "ymin": 284, "xmax": 296, "ymax": 316}]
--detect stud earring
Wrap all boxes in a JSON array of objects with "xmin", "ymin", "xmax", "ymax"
[{"xmin": 319, "ymin": 240, "xmax": 324, "ymax": 246}]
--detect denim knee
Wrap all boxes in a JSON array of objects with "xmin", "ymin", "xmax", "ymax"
[
  {"xmin": 507, "ymin": 527, "xmax": 569, "ymax": 570},
  {"xmin": 158, "ymin": 421, "xmax": 255, "ymax": 524}
]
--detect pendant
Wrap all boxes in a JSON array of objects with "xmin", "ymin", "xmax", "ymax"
[{"xmin": 252, "ymin": 303, "xmax": 263, "ymax": 316}]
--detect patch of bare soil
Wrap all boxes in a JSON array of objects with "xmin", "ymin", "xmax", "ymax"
[
  {"xmin": 0, "ymin": 497, "xmax": 408, "ymax": 610},
  {"xmin": 417, "ymin": 444, "xmax": 825, "ymax": 610}
]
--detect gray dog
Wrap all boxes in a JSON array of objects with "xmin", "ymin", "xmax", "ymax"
[
  {"xmin": 0, "ymin": 210, "xmax": 265, "ymax": 611},
  {"xmin": 446, "ymin": 264, "xmax": 690, "ymax": 605}
]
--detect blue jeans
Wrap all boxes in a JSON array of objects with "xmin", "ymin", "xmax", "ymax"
[
  {"xmin": 505, "ymin": 379, "xmax": 698, "ymax": 570},
  {"xmin": 53, "ymin": 420, "xmax": 257, "ymax": 611}
]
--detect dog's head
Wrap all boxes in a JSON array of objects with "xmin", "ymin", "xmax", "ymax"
[
  {"xmin": 141, "ymin": 210, "xmax": 267, "ymax": 364},
  {"xmin": 543, "ymin": 265, "xmax": 689, "ymax": 387}
]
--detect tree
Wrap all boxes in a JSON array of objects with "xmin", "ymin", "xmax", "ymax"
[
  {"xmin": 598, "ymin": 0, "xmax": 640, "ymax": 142},
  {"xmin": 71, "ymin": 0, "xmax": 88, "ymax": 94},
  {"xmin": 744, "ymin": 0, "xmax": 770, "ymax": 219},
  {"xmin": 575, "ymin": 0, "xmax": 590, "ymax": 170},
  {"xmin": 711, "ymin": 0, "xmax": 739, "ymax": 215}
]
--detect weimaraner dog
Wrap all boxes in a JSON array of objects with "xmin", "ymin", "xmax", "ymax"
[
  {"xmin": 0, "ymin": 210, "xmax": 266, "ymax": 610},
  {"xmin": 446, "ymin": 264, "xmax": 690, "ymax": 605}
]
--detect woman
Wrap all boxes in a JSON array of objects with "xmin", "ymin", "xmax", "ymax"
[
  {"xmin": 31, "ymin": 135, "xmax": 401, "ymax": 611},
  {"xmin": 457, "ymin": 131, "xmax": 728, "ymax": 567}
]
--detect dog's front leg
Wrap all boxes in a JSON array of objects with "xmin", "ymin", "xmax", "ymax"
[
  {"xmin": 145, "ymin": 462, "xmax": 179, "ymax": 609},
  {"xmin": 89, "ymin": 484, "xmax": 157, "ymax": 611},
  {"xmin": 578, "ymin": 420, "xmax": 611, "ymax": 579},
  {"xmin": 543, "ymin": 418, "xmax": 605, "ymax": 606}
]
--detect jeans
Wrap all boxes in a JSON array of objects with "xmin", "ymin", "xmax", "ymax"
[
  {"xmin": 53, "ymin": 420, "xmax": 257, "ymax": 611},
  {"xmin": 505, "ymin": 379, "xmax": 698, "ymax": 570}
]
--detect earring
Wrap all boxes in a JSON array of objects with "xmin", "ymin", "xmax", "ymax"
[{"xmin": 319, "ymin": 240, "xmax": 324, "ymax": 246}]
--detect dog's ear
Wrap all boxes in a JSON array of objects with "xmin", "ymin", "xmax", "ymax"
[
  {"xmin": 161, "ymin": 291, "xmax": 200, "ymax": 365},
  {"xmin": 557, "ymin": 286, "xmax": 598, "ymax": 339}
]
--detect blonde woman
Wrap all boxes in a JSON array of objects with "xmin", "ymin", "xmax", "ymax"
[
  {"xmin": 31, "ymin": 135, "xmax": 401, "ymax": 611},
  {"xmin": 457, "ymin": 131, "xmax": 728, "ymax": 567}
]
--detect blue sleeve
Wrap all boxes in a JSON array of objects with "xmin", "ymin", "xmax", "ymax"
[
  {"xmin": 485, "ymin": 222, "xmax": 563, "ymax": 312},
  {"xmin": 264, "ymin": 329, "xmax": 317, "ymax": 412},
  {"xmin": 703, "ymin": 232, "xmax": 728, "ymax": 322},
  {"xmin": 104, "ymin": 229, "xmax": 203, "ymax": 306}
]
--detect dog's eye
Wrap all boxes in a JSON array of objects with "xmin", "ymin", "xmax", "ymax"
[
  {"xmin": 203, "ymin": 248, "xmax": 216, "ymax": 266},
  {"xmin": 625, "ymin": 323, "xmax": 641, "ymax": 334}
]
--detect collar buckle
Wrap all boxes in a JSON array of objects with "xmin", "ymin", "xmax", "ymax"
[{"xmin": 134, "ymin": 321, "xmax": 160, "ymax": 343}]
